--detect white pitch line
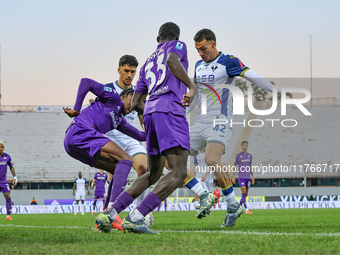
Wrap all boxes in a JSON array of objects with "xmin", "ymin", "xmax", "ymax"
[
  {"xmin": 0, "ymin": 224, "xmax": 89, "ymax": 229},
  {"xmin": 162, "ymin": 230, "xmax": 340, "ymax": 237},
  {"xmin": 1, "ymin": 224, "xmax": 339, "ymax": 237}
]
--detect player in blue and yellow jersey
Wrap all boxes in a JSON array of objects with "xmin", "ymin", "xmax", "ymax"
[{"xmin": 187, "ymin": 29, "xmax": 292, "ymax": 227}]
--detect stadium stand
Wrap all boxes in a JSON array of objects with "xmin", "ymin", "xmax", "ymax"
[{"xmin": 0, "ymin": 110, "xmax": 137, "ymax": 183}]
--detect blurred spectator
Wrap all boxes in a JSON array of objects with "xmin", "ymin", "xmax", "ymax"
[{"xmin": 30, "ymin": 197, "xmax": 38, "ymax": 205}]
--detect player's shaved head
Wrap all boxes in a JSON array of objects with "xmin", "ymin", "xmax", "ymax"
[
  {"xmin": 158, "ymin": 22, "xmax": 180, "ymax": 41},
  {"xmin": 194, "ymin": 29, "xmax": 216, "ymax": 44},
  {"xmin": 119, "ymin": 55, "xmax": 138, "ymax": 67}
]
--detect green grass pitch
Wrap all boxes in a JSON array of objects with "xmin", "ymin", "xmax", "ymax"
[{"xmin": 0, "ymin": 209, "xmax": 340, "ymax": 255}]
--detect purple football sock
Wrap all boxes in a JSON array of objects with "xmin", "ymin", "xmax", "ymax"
[
  {"xmin": 241, "ymin": 193, "xmax": 247, "ymax": 208},
  {"xmin": 109, "ymin": 160, "xmax": 133, "ymax": 203},
  {"xmin": 6, "ymin": 197, "xmax": 12, "ymax": 216},
  {"xmin": 103, "ymin": 178, "xmax": 113, "ymax": 209},
  {"xmin": 136, "ymin": 192, "xmax": 162, "ymax": 217},
  {"xmin": 112, "ymin": 191, "xmax": 135, "ymax": 214}
]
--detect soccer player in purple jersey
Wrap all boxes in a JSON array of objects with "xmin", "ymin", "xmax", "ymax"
[
  {"xmin": 0, "ymin": 141, "xmax": 18, "ymax": 220},
  {"xmin": 63, "ymin": 79, "xmax": 146, "ymax": 217},
  {"xmin": 95, "ymin": 22, "xmax": 197, "ymax": 234},
  {"xmin": 232, "ymin": 141, "xmax": 254, "ymax": 214},
  {"xmin": 91, "ymin": 169, "xmax": 108, "ymax": 214}
]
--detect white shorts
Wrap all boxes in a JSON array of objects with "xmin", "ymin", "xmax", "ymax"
[
  {"xmin": 75, "ymin": 193, "xmax": 86, "ymax": 201},
  {"xmin": 196, "ymin": 177, "xmax": 214, "ymax": 193},
  {"xmin": 106, "ymin": 131, "xmax": 146, "ymax": 158},
  {"xmin": 190, "ymin": 121, "xmax": 233, "ymax": 155}
]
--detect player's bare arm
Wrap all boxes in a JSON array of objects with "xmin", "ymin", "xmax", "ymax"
[
  {"xmin": 91, "ymin": 179, "xmax": 96, "ymax": 188},
  {"xmin": 138, "ymin": 115, "xmax": 145, "ymax": 131},
  {"xmin": 131, "ymin": 93, "xmax": 147, "ymax": 115},
  {"xmin": 250, "ymin": 164, "xmax": 255, "ymax": 184},
  {"xmin": 73, "ymin": 184, "xmax": 76, "ymax": 196},
  {"xmin": 86, "ymin": 184, "xmax": 90, "ymax": 196},
  {"xmin": 10, "ymin": 166, "xmax": 17, "ymax": 187},
  {"xmin": 232, "ymin": 165, "xmax": 236, "ymax": 184},
  {"xmin": 166, "ymin": 52, "xmax": 196, "ymax": 106}
]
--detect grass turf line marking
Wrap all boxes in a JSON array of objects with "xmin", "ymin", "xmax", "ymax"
[{"xmin": 1, "ymin": 224, "xmax": 340, "ymax": 237}]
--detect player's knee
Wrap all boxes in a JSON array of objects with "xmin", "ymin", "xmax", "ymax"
[
  {"xmin": 135, "ymin": 163, "xmax": 147, "ymax": 176},
  {"xmin": 205, "ymin": 157, "xmax": 219, "ymax": 168},
  {"xmin": 173, "ymin": 168, "xmax": 187, "ymax": 185}
]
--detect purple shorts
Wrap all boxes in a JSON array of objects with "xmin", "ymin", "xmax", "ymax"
[
  {"xmin": 144, "ymin": 112, "xmax": 190, "ymax": 155},
  {"xmin": 0, "ymin": 181, "xmax": 10, "ymax": 193},
  {"xmin": 238, "ymin": 178, "xmax": 251, "ymax": 189},
  {"xmin": 94, "ymin": 190, "xmax": 105, "ymax": 199},
  {"xmin": 64, "ymin": 123, "xmax": 111, "ymax": 167},
  {"xmin": 94, "ymin": 193, "xmax": 105, "ymax": 199}
]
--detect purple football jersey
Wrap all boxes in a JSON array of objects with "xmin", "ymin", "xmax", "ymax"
[
  {"xmin": 135, "ymin": 40, "xmax": 188, "ymax": 116},
  {"xmin": 234, "ymin": 152, "xmax": 252, "ymax": 179},
  {"xmin": 70, "ymin": 79, "xmax": 126, "ymax": 134},
  {"xmin": 0, "ymin": 153, "xmax": 13, "ymax": 182},
  {"xmin": 94, "ymin": 172, "xmax": 108, "ymax": 192}
]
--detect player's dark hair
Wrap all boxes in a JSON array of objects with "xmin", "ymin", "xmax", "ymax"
[
  {"xmin": 119, "ymin": 55, "xmax": 138, "ymax": 67},
  {"xmin": 120, "ymin": 88, "xmax": 134, "ymax": 98},
  {"xmin": 194, "ymin": 29, "xmax": 216, "ymax": 43},
  {"xmin": 158, "ymin": 22, "xmax": 180, "ymax": 41},
  {"xmin": 241, "ymin": 141, "xmax": 248, "ymax": 145}
]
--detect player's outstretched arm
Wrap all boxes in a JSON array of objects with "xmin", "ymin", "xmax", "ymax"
[
  {"xmin": 243, "ymin": 70, "xmax": 292, "ymax": 98},
  {"xmin": 73, "ymin": 78, "xmax": 106, "ymax": 112},
  {"xmin": 116, "ymin": 119, "xmax": 146, "ymax": 142},
  {"xmin": 131, "ymin": 93, "xmax": 147, "ymax": 115}
]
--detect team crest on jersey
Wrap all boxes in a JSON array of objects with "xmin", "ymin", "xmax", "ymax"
[
  {"xmin": 176, "ymin": 42, "xmax": 183, "ymax": 50},
  {"xmin": 117, "ymin": 106, "xmax": 120, "ymax": 111},
  {"xmin": 211, "ymin": 65, "xmax": 218, "ymax": 72},
  {"xmin": 104, "ymin": 86, "xmax": 113, "ymax": 92}
]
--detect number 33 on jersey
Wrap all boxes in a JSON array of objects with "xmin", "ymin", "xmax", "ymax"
[{"xmin": 135, "ymin": 40, "xmax": 189, "ymax": 116}]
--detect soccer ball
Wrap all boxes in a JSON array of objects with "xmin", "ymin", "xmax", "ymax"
[{"xmin": 143, "ymin": 212, "xmax": 154, "ymax": 228}]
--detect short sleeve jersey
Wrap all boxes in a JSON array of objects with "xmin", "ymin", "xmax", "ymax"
[
  {"xmin": 194, "ymin": 53, "xmax": 249, "ymax": 122},
  {"xmin": 93, "ymin": 172, "xmax": 108, "ymax": 192},
  {"xmin": 234, "ymin": 152, "xmax": 252, "ymax": 178},
  {"xmin": 0, "ymin": 153, "xmax": 13, "ymax": 182},
  {"xmin": 135, "ymin": 40, "xmax": 189, "ymax": 116},
  {"xmin": 74, "ymin": 178, "xmax": 88, "ymax": 194}
]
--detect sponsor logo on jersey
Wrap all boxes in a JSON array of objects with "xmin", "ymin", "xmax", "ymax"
[
  {"xmin": 211, "ymin": 65, "xmax": 218, "ymax": 72},
  {"xmin": 176, "ymin": 42, "xmax": 183, "ymax": 50},
  {"xmin": 104, "ymin": 86, "xmax": 113, "ymax": 92}
]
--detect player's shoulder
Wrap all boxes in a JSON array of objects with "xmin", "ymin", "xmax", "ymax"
[
  {"xmin": 195, "ymin": 59, "xmax": 204, "ymax": 70},
  {"xmin": 2, "ymin": 152, "xmax": 10, "ymax": 158},
  {"xmin": 164, "ymin": 40, "xmax": 187, "ymax": 55},
  {"xmin": 112, "ymin": 81, "xmax": 126, "ymax": 93},
  {"xmin": 216, "ymin": 53, "xmax": 237, "ymax": 65},
  {"xmin": 103, "ymin": 82, "xmax": 118, "ymax": 94}
]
